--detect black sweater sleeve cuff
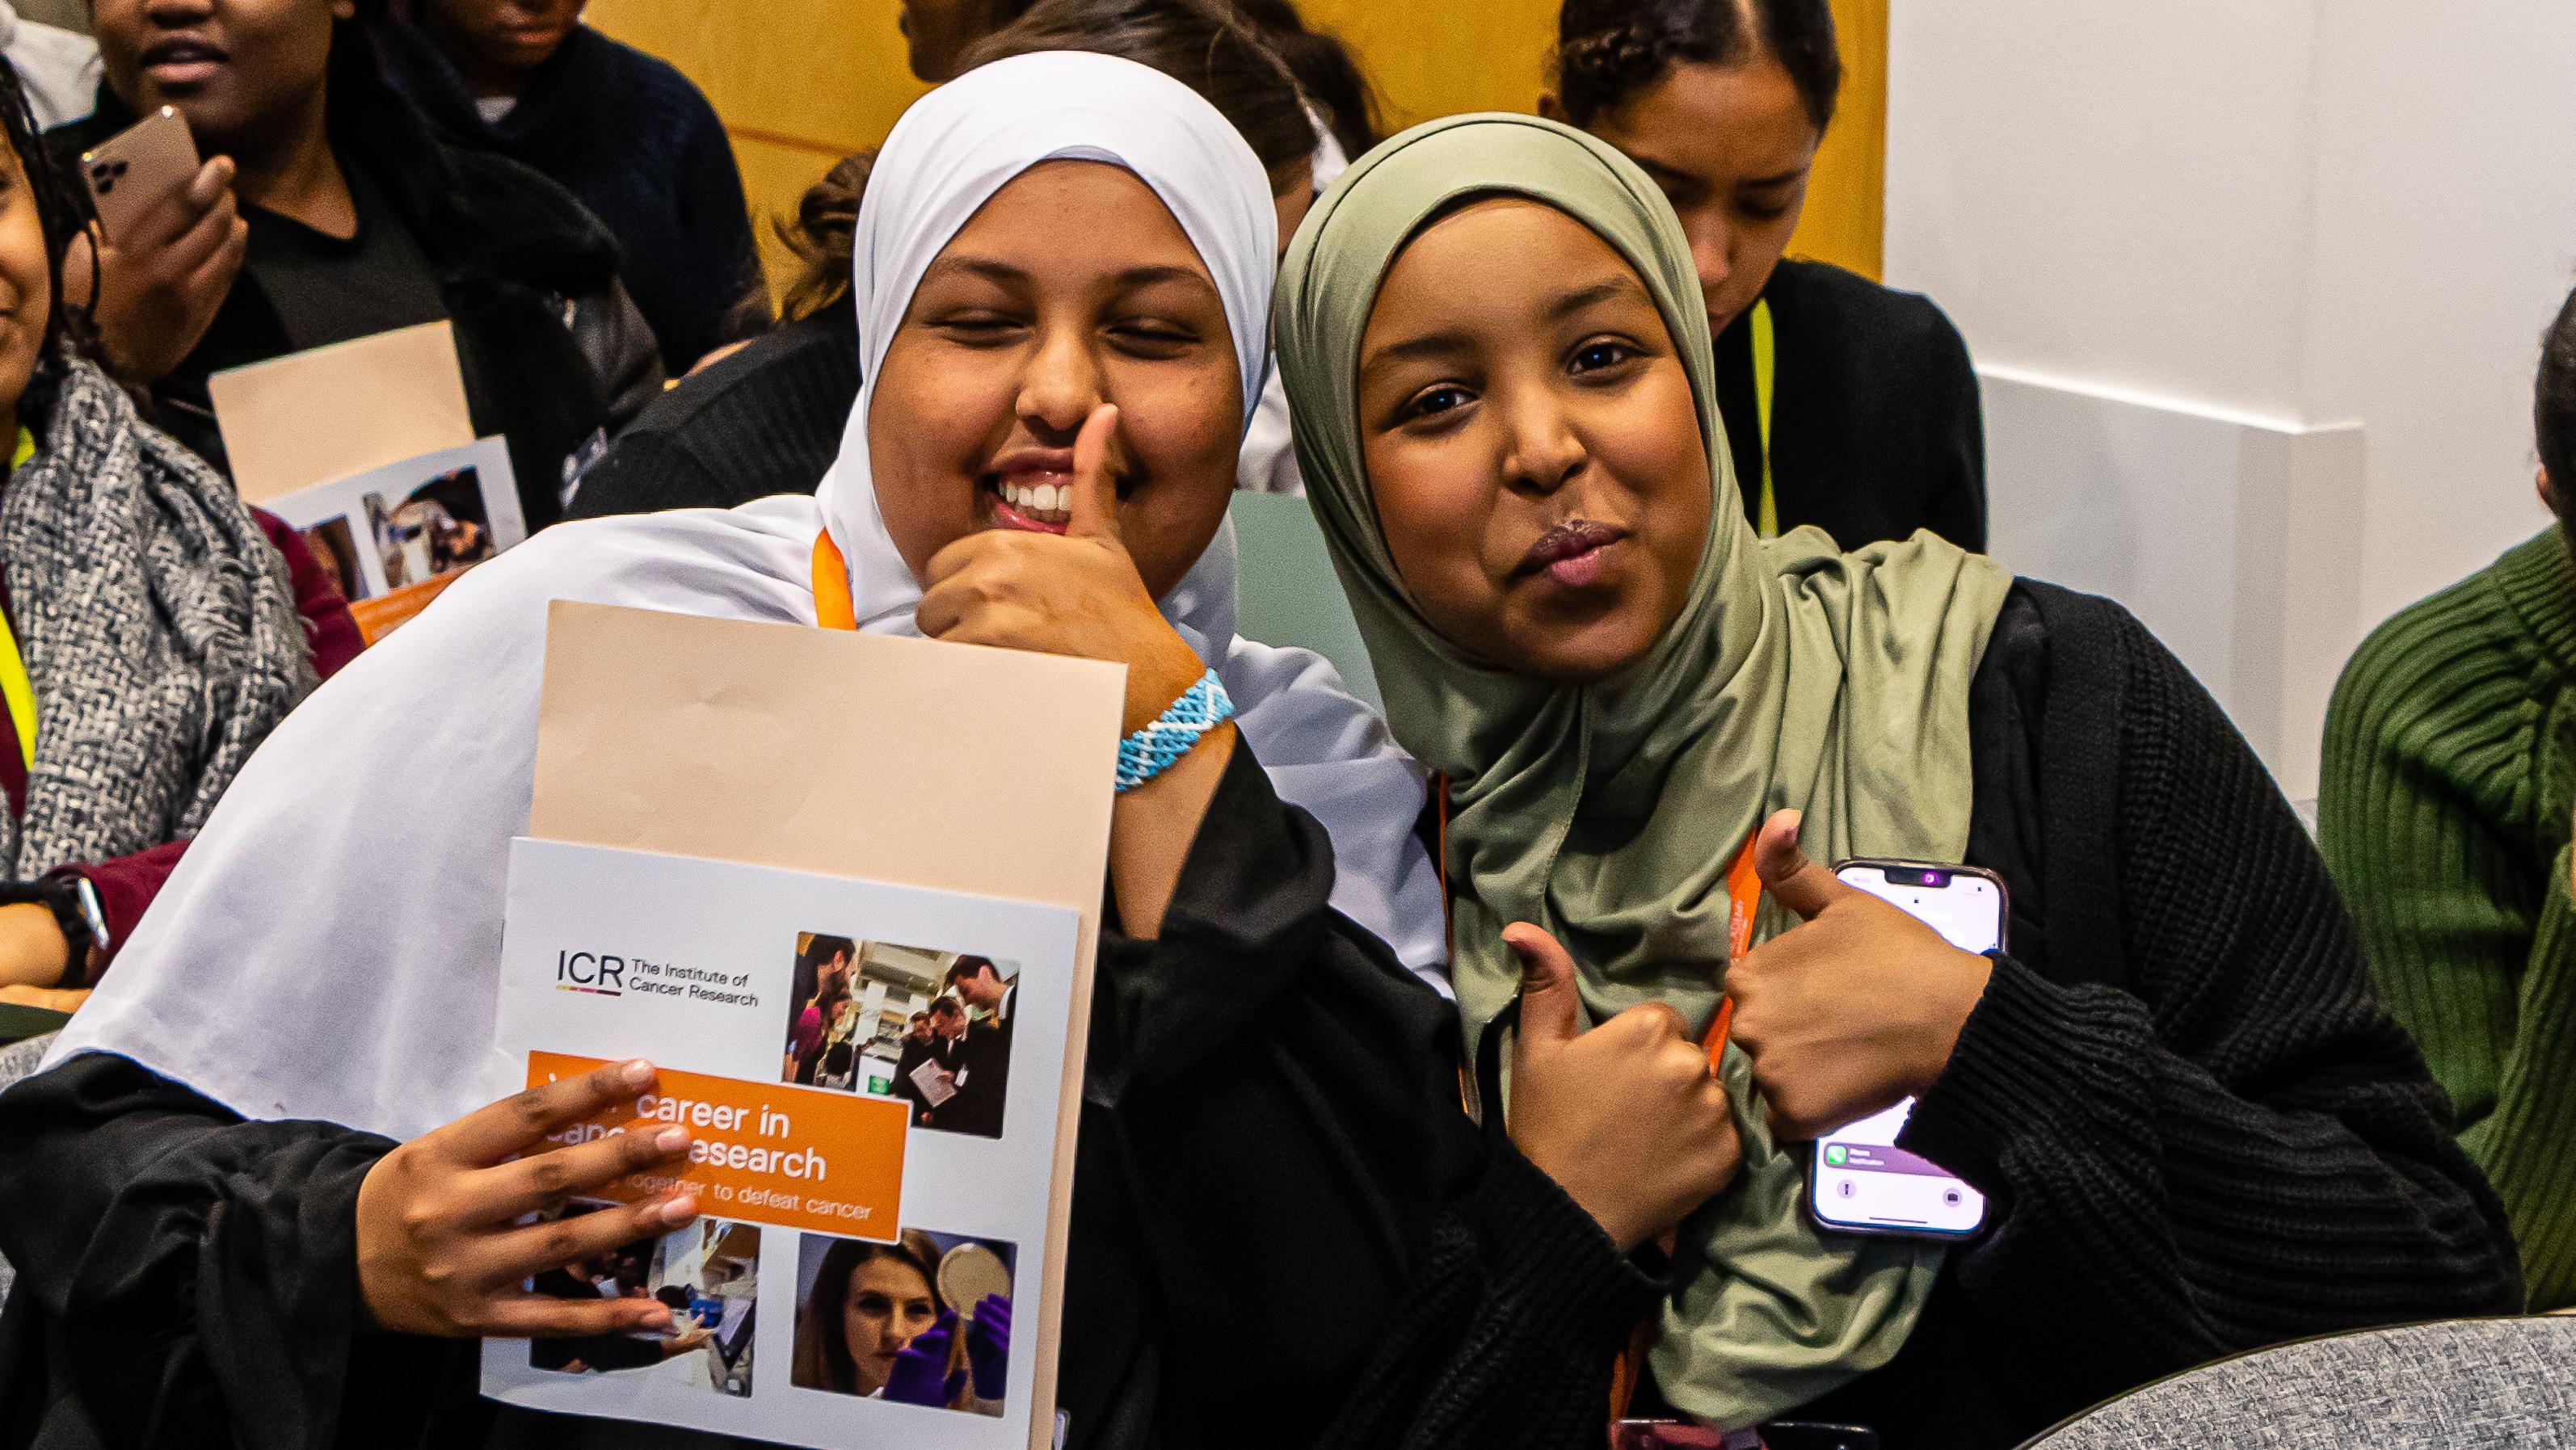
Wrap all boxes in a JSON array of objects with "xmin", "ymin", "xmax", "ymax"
[
  {"xmin": 1458, "ymin": 1145, "xmax": 1666, "ymax": 1345},
  {"xmin": 1896, "ymin": 952, "xmax": 2150, "ymax": 1189}
]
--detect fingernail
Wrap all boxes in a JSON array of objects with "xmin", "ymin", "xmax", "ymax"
[
  {"xmin": 620, "ymin": 1059, "xmax": 653, "ymax": 1086},
  {"xmin": 655, "ymin": 1126, "xmax": 689, "ymax": 1152},
  {"xmin": 662, "ymin": 1195, "xmax": 700, "ymax": 1225}
]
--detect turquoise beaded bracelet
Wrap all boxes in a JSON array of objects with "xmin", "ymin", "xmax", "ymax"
[{"xmin": 1116, "ymin": 669, "xmax": 1234, "ymax": 793}]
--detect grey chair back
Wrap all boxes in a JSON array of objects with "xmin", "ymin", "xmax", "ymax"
[{"xmin": 2026, "ymin": 1318, "xmax": 2576, "ymax": 1448}]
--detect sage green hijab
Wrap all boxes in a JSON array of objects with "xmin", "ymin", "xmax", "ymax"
[{"xmin": 1275, "ymin": 113, "xmax": 2014, "ymax": 1427}]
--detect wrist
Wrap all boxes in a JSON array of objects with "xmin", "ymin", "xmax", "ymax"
[
  {"xmin": 1909, "ymin": 950, "xmax": 1994, "ymax": 1094},
  {"xmin": 1121, "ymin": 632, "xmax": 1209, "ymax": 736}
]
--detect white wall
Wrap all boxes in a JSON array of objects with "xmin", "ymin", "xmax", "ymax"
[
  {"xmin": 2297, "ymin": 6, "xmax": 2576, "ymax": 615},
  {"xmin": 1885, "ymin": 1, "xmax": 2576, "ymax": 795}
]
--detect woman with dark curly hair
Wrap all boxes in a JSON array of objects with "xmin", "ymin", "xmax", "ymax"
[
  {"xmin": 0, "ymin": 49, "xmax": 355, "ymax": 1020},
  {"xmin": 1545, "ymin": 0, "xmax": 1988, "ymax": 553}
]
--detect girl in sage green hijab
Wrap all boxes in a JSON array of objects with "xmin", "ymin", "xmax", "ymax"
[{"xmin": 1277, "ymin": 112, "xmax": 2520, "ymax": 1444}]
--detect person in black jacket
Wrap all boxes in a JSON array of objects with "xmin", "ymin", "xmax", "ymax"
[
  {"xmin": 1543, "ymin": 0, "xmax": 1985, "ymax": 551},
  {"xmin": 375, "ymin": 0, "xmax": 768, "ymax": 373},
  {"xmin": 935, "ymin": 956, "xmax": 1013, "ymax": 1138},
  {"xmin": 57, "ymin": 0, "xmax": 661, "ymax": 528},
  {"xmin": 1274, "ymin": 112, "xmax": 2518, "ymax": 1448},
  {"xmin": 888, "ymin": 1008, "xmax": 946, "ymax": 1123}
]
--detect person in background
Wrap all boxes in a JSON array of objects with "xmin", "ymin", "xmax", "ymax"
[
  {"xmin": 894, "ymin": 0, "xmax": 1033, "ymax": 83},
  {"xmin": 783, "ymin": 933, "xmax": 852, "ymax": 1086},
  {"xmin": 889, "ymin": 1007, "xmax": 944, "ymax": 1122},
  {"xmin": 563, "ymin": 0, "xmax": 1322, "ymax": 521},
  {"xmin": 937, "ymin": 956, "xmax": 1011, "ymax": 1137},
  {"xmin": 375, "ymin": 0, "xmax": 768, "ymax": 373},
  {"xmin": 0, "ymin": 1, "xmax": 99, "ymax": 128},
  {"xmin": 1229, "ymin": 0, "xmax": 1374, "ymax": 164},
  {"xmin": 1546, "ymin": 0, "xmax": 1985, "ymax": 551},
  {"xmin": 0, "ymin": 55, "xmax": 353, "ymax": 1019},
  {"xmin": 54, "ymin": 0, "xmax": 662, "ymax": 529},
  {"xmin": 2319, "ymin": 284, "xmax": 2576, "ymax": 1313},
  {"xmin": 914, "ymin": 996, "xmax": 970, "ymax": 1129}
]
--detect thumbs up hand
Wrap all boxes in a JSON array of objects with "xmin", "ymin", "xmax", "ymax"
[
  {"xmin": 1501, "ymin": 923, "xmax": 1742, "ymax": 1252},
  {"xmin": 1727, "ymin": 810, "xmax": 1994, "ymax": 1141},
  {"xmin": 918, "ymin": 405, "xmax": 1210, "ymax": 735}
]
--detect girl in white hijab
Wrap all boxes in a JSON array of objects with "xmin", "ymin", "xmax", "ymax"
[{"xmin": 0, "ymin": 53, "xmax": 1702, "ymax": 1450}]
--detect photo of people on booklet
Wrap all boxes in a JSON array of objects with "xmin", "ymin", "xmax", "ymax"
[
  {"xmin": 365, "ymin": 463, "xmax": 500, "ymax": 591},
  {"xmin": 781, "ymin": 932, "xmax": 1021, "ymax": 1140},
  {"xmin": 528, "ymin": 1202, "xmax": 761, "ymax": 1397},
  {"xmin": 790, "ymin": 1229, "xmax": 1015, "ymax": 1414}
]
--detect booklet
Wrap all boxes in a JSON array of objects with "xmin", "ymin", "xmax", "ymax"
[
  {"xmin": 254, "ymin": 436, "xmax": 524, "ymax": 604},
  {"xmin": 481, "ymin": 602, "xmax": 1124, "ymax": 1450},
  {"xmin": 484, "ymin": 839, "xmax": 1082, "ymax": 1446}
]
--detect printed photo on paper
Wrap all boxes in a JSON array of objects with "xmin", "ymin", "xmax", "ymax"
[
  {"xmin": 783, "ymin": 934, "xmax": 1020, "ymax": 1141},
  {"xmin": 790, "ymin": 1228, "xmax": 1015, "ymax": 1416},
  {"xmin": 264, "ymin": 436, "xmax": 525, "ymax": 601},
  {"xmin": 528, "ymin": 1201, "xmax": 762, "ymax": 1399}
]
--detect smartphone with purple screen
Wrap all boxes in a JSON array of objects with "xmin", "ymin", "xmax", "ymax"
[{"xmin": 1807, "ymin": 859, "xmax": 2003, "ymax": 1240}]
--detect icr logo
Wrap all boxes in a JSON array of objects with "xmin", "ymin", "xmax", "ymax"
[{"xmin": 557, "ymin": 949, "xmax": 627, "ymax": 996}]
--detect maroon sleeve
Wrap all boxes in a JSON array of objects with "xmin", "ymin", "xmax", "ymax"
[
  {"xmin": 251, "ymin": 506, "xmax": 364, "ymax": 680},
  {"xmin": 54, "ymin": 838, "xmax": 188, "ymax": 982}
]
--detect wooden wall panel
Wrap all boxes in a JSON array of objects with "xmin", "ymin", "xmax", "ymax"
[{"xmin": 587, "ymin": 0, "xmax": 1885, "ymax": 300}]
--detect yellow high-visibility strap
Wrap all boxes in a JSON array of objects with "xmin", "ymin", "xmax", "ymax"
[
  {"xmin": 0, "ymin": 427, "xmax": 36, "ymax": 767},
  {"xmin": 1752, "ymin": 297, "xmax": 1778, "ymax": 540}
]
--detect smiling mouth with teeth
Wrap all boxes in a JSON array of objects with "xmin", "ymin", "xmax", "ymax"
[{"xmin": 991, "ymin": 477, "xmax": 1075, "ymax": 534}]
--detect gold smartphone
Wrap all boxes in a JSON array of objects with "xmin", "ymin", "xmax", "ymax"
[{"xmin": 80, "ymin": 105, "xmax": 200, "ymax": 243}]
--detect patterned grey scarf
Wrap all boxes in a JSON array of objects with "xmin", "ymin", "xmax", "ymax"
[{"xmin": 0, "ymin": 358, "xmax": 315, "ymax": 879}]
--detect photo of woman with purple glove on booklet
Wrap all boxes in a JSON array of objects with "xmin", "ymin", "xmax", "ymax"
[{"xmin": 793, "ymin": 1230, "xmax": 1013, "ymax": 1415}]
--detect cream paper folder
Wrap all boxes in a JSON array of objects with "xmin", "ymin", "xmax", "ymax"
[
  {"xmin": 210, "ymin": 320, "xmax": 476, "ymax": 504},
  {"xmin": 528, "ymin": 599, "xmax": 1122, "ymax": 1450}
]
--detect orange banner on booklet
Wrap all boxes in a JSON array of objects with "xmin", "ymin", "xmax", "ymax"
[{"xmin": 527, "ymin": 1051, "xmax": 910, "ymax": 1241}]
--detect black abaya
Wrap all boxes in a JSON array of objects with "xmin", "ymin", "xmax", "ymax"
[{"xmin": 0, "ymin": 748, "xmax": 1655, "ymax": 1450}]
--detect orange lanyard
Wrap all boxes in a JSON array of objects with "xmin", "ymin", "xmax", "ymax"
[
  {"xmin": 1433, "ymin": 773, "xmax": 1761, "ymax": 1053},
  {"xmin": 1702, "ymin": 830, "xmax": 1762, "ymax": 1060},
  {"xmin": 813, "ymin": 532, "xmax": 856, "ymax": 632}
]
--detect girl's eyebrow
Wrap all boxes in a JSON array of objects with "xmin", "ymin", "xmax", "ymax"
[
  {"xmin": 1360, "ymin": 329, "xmax": 1471, "ymax": 384},
  {"xmin": 915, "ymin": 256, "xmax": 1216, "ymax": 298},
  {"xmin": 1543, "ymin": 276, "xmax": 1648, "ymax": 322},
  {"xmin": 1361, "ymin": 274, "xmax": 1649, "ymax": 383}
]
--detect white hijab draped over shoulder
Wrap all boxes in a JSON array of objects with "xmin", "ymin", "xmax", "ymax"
[{"xmin": 49, "ymin": 52, "xmax": 1445, "ymax": 1141}]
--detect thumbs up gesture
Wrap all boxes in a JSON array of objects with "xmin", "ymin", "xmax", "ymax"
[
  {"xmin": 1727, "ymin": 810, "xmax": 1994, "ymax": 1141},
  {"xmin": 918, "ymin": 405, "xmax": 1210, "ymax": 735},
  {"xmin": 1501, "ymin": 922, "xmax": 1742, "ymax": 1251}
]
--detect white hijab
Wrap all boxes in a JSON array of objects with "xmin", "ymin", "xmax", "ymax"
[{"xmin": 48, "ymin": 53, "xmax": 1444, "ymax": 1140}]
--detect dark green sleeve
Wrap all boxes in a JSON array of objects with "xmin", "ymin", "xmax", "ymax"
[
  {"xmin": 2475, "ymin": 843, "xmax": 2576, "ymax": 1305},
  {"xmin": 2319, "ymin": 563, "xmax": 2576, "ymax": 1309}
]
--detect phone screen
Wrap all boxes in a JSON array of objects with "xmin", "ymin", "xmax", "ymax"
[{"xmin": 1808, "ymin": 863, "xmax": 2000, "ymax": 1238}]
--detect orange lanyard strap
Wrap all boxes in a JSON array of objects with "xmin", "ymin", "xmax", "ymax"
[
  {"xmin": 1613, "ymin": 828, "xmax": 1762, "ymax": 1423},
  {"xmin": 812, "ymin": 532, "xmax": 856, "ymax": 632}
]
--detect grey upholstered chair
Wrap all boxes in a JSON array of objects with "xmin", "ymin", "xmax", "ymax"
[{"xmin": 2026, "ymin": 1317, "xmax": 2576, "ymax": 1448}]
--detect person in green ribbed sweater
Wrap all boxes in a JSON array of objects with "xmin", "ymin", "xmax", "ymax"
[{"xmin": 2321, "ymin": 287, "xmax": 2576, "ymax": 1312}]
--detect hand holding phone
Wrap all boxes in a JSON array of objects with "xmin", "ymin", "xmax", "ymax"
[
  {"xmin": 1726, "ymin": 812, "xmax": 1994, "ymax": 1144},
  {"xmin": 72, "ymin": 107, "xmax": 246, "ymax": 385}
]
